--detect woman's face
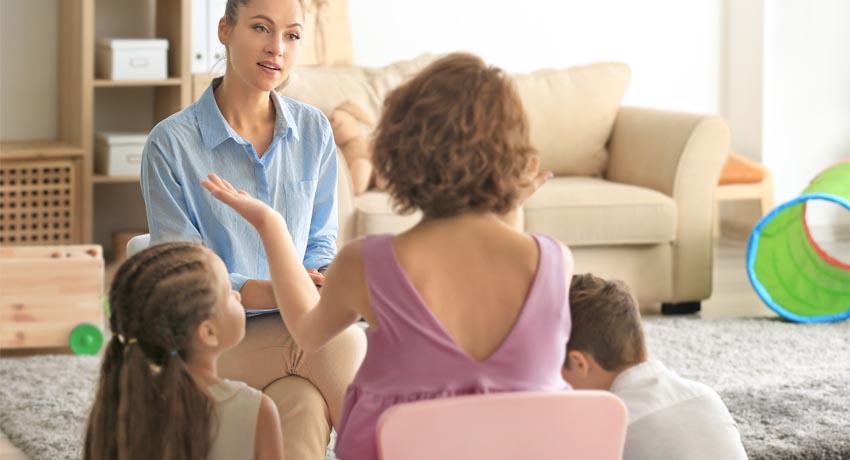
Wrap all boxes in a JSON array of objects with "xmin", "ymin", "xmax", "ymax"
[{"xmin": 219, "ymin": 0, "xmax": 304, "ymax": 92}]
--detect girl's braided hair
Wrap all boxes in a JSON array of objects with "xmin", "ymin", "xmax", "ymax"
[{"xmin": 84, "ymin": 242, "xmax": 220, "ymax": 460}]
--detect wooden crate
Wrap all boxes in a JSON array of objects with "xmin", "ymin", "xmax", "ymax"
[
  {"xmin": 0, "ymin": 159, "xmax": 81, "ymax": 245},
  {"xmin": 0, "ymin": 245, "xmax": 104, "ymax": 350}
]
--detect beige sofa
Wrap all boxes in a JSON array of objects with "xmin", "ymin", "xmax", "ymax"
[{"xmin": 280, "ymin": 56, "xmax": 730, "ymax": 312}]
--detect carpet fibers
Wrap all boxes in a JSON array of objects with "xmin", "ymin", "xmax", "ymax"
[{"xmin": 1, "ymin": 317, "xmax": 848, "ymax": 459}]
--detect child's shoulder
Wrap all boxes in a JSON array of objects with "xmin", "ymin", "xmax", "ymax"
[
  {"xmin": 336, "ymin": 236, "xmax": 369, "ymax": 265},
  {"xmin": 208, "ymin": 379, "xmax": 262, "ymax": 404}
]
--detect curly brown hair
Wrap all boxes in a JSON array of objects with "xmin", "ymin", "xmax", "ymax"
[{"xmin": 372, "ymin": 53, "xmax": 537, "ymax": 218}]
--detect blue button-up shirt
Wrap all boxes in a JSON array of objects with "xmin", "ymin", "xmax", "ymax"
[{"xmin": 141, "ymin": 77, "xmax": 338, "ymax": 304}]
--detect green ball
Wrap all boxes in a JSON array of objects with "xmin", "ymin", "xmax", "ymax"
[{"xmin": 69, "ymin": 323, "xmax": 104, "ymax": 355}]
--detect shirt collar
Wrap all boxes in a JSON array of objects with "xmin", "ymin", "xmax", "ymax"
[
  {"xmin": 609, "ymin": 359, "xmax": 666, "ymax": 393},
  {"xmin": 195, "ymin": 76, "xmax": 299, "ymax": 150}
]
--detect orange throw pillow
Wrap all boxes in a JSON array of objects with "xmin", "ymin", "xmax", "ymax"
[{"xmin": 719, "ymin": 154, "xmax": 765, "ymax": 185}]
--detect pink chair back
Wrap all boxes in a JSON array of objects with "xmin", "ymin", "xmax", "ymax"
[{"xmin": 376, "ymin": 391, "xmax": 627, "ymax": 460}]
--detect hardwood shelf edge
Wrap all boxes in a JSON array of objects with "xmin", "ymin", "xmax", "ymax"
[
  {"xmin": 92, "ymin": 175, "xmax": 140, "ymax": 184},
  {"xmin": 0, "ymin": 141, "xmax": 85, "ymax": 159},
  {"xmin": 93, "ymin": 78, "xmax": 182, "ymax": 88}
]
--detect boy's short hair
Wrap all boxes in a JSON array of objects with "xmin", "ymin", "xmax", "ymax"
[
  {"xmin": 566, "ymin": 273, "xmax": 647, "ymax": 371},
  {"xmin": 371, "ymin": 52, "xmax": 536, "ymax": 219}
]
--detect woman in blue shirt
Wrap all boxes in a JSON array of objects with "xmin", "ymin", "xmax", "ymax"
[{"xmin": 140, "ymin": 0, "xmax": 365, "ymax": 458}]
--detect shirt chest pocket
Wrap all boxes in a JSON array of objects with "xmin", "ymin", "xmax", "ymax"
[{"xmin": 281, "ymin": 179, "xmax": 318, "ymax": 241}]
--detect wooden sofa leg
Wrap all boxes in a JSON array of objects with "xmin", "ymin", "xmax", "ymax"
[{"xmin": 661, "ymin": 301, "xmax": 701, "ymax": 315}]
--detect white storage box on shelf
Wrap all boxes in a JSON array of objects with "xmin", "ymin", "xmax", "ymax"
[
  {"xmin": 95, "ymin": 132, "xmax": 148, "ymax": 176},
  {"xmin": 96, "ymin": 38, "xmax": 169, "ymax": 80}
]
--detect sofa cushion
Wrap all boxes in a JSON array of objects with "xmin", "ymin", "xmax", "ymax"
[
  {"xmin": 523, "ymin": 177, "xmax": 676, "ymax": 247},
  {"xmin": 367, "ymin": 53, "xmax": 440, "ymax": 104},
  {"xmin": 513, "ymin": 62, "xmax": 630, "ymax": 177},
  {"xmin": 279, "ymin": 66, "xmax": 380, "ymax": 119},
  {"xmin": 278, "ymin": 54, "xmax": 440, "ymax": 123},
  {"xmin": 353, "ymin": 192, "xmax": 422, "ymax": 238}
]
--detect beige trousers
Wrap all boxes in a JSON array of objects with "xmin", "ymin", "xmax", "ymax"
[{"xmin": 219, "ymin": 314, "xmax": 366, "ymax": 460}]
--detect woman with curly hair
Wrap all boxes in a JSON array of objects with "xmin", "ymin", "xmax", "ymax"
[{"xmin": 202, "ymin": 52, "xmax": 575, "ymax": 459}]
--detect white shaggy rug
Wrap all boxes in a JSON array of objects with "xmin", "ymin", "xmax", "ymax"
[{"xmin": 1, "ymin": 317, "xmax": 848, "ymax": 459}]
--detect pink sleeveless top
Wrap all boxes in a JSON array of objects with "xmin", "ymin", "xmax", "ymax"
[{"xmin": 334, "ymin": 234, "xmax": 572, "ymax": 459}]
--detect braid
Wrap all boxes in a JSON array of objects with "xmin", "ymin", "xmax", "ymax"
[
  {"xmin": 83, "ymin": 335, "xmax": 124, "ymax": 459},
  {"xmin": 84, "ymin": 242, "xmax": 218, "ymax": 460}
]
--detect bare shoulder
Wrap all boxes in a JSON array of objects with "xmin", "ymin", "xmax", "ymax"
[
  {"xmin": 322, "ymin": 237, "xmax": 373, "ymax": 318},
  {"xmin": 254, "ymin": 394, "xmax": 283, "ymax": 460},
  {"xmin": 327, "ymin": 237, "xmax": 368, "ymax": 288},
  {"xmin": 257, "ymin": 393, "xmax": 278, "ymax": 419},
  {"xmin": 334, "ymin": 237, "xmax": 367, "ymax": 270}
]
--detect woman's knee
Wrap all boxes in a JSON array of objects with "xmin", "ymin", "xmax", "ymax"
[{"xmin": 265, "ymin": 375, "xmax": 328, "ymax": 420}]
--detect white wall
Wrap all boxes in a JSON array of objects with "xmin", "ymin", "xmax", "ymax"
[
  {"xmin": 763, "ymin": 0, "xmax": 850, "ymax": 230},
  {"xmin": 349, "ymin": 0, "xmax": 724, "ymax": 114},
  {"xmin": 721, "ymin": 0, "xmax": 764, "ymax": 162},
  {"xmin": 0, "ymin": 0, "xmax": 58, "ymax": 140}
]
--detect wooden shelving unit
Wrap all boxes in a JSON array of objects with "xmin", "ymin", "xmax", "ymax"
[
  {"xmin": 86, "ymin": 0, "xmax": 190, "ymax": 260},
  {"xmin": 0, "ymin": 0, "xmax": 91, "ymax": 247},
  {"xmin": 0, "ymin": 0, "xmax": 191, "ymax": 260},
  {"xmin": 93, "ymin": 77, "xmax": 183, "ymax": 87},
  {"xmin": 92, "ymin": 175, "xmax": 140, "ymax": 184},
  {"xmin": 0, "ymin": 141, "xmax": 85, "ymax": 159}
]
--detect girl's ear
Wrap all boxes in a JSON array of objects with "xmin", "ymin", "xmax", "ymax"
[
  {"xmin": 196, "ymin": 319, "xmax": 220, "ymax": 348},
  {"xmin": 218, "ymin": 17, "xmax": 231, "ymax": 46}
]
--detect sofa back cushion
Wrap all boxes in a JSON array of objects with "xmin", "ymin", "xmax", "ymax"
[
  {"xmin": 513, "ymin": 62, "xmax": 630, "ymax": 177},
  {"xmin": 279, "ymin": 66, "xmax": 380, "ymax": 119},
  {"xmin": 278, "ymin": 54, "xmax": 440, "ymax": 123}
]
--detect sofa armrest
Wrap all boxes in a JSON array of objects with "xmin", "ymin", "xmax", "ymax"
[{"xmin": 607, "ymin": 106, "xmax": 730, "ymax": 302}]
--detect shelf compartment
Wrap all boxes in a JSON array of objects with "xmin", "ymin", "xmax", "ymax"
[{"xmin": 0, "ymin": 158, "xmax": 81, "ymax": 245}]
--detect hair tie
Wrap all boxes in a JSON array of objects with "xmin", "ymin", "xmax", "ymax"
[{"xmin": 170, "ymin": 350, "xmax": 179, "ymax": 357}]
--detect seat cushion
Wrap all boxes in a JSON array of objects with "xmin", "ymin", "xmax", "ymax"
[
  {"xmin": 353, "ymin": 192, "xmax": 422, "ymax": 238},
  {"xmin": 524, "ymin": 177, "xmax": 677, "ymax": 246},
  {"xmin": 279, "ymin": 66, "xmax": 379, "ymax": 119}
]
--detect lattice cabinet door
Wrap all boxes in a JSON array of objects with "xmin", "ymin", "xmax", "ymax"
[{"xmin": 0, "ymin": 159, "xmax": 81, "ymax": 245}]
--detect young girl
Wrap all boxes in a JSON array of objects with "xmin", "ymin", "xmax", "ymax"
[
  {"xmin": 203, "ymin": 53, "xmax": 574, "ymax": 459},
  {"xmin": 83, "ymin": 243, "xmax": 284, "ymax": 460},
  {"xmin": 140, "ymin": 0, "xmax": 366, "ymax": 456}
]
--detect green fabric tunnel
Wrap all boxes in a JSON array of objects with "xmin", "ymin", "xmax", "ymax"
[{"xmin": 746, "ymin": 161, "xmax": 850, "ymax": 323}]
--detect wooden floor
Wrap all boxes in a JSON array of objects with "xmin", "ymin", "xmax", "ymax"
[{"xmin": 2, "ymin": 236, "xmax": 847, "ymax": 457}]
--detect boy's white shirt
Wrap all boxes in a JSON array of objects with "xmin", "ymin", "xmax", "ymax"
[{"xmin": 610, "ymin": 359, "xmax": 748, "ymax": 460}]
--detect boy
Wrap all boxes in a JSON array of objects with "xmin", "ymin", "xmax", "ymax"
[{"xmin": 563, "ymin": 274, "xmax": 748, "ymax": 460}]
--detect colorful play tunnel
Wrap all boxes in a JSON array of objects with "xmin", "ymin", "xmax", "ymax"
[{"xmin": 746, "ymin": 161, "xmax": 850, "ymax": 323}]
